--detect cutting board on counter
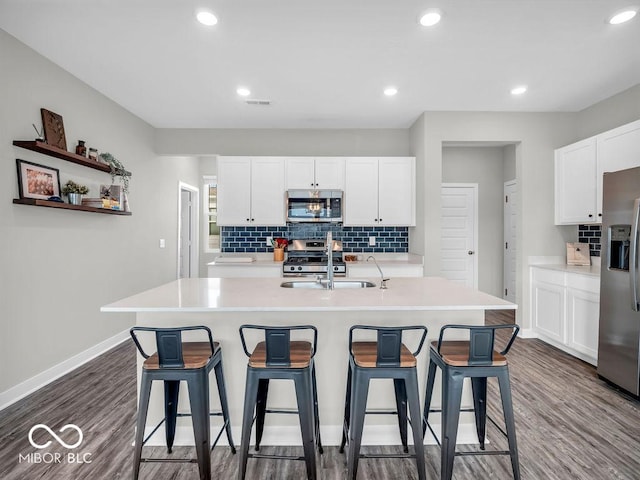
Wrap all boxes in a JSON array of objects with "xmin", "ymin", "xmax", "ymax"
[{"xmin": 566, "ymin": 242, "xmax": 590, "ymax": 266}]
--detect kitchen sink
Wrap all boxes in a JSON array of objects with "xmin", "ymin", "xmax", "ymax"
[{"xmin": 280, "ymin": 280, "xmax": 376, "ymax": 289}]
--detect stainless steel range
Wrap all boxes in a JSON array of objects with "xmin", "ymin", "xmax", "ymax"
[{"xmin": 283, "ymin": 238, "xmax": 346, "ymax": 277}]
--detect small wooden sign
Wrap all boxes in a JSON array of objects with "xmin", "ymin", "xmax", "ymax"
[
  {"xmin": 567, "ymin": 242, "xmax": 591, "ymax": 266},
  {"xmin": 41, "ymin": 108, "xmax": 67, "ymax": 151}
]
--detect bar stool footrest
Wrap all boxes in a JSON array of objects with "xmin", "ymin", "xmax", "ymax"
[
  {"xmin": 248, "ymin": 453, "xmax": 306, "ymax": 461},
  {"xmin": 455, "ymin": 450, "xmax": 512, "ymax": 457},
  {"xmin": 359, "ymin": 452, "xmax": 418, "ymax": 459},
  {"xmin": 140, "ymin": 458, "xmax": 198, "ymax": 464}
]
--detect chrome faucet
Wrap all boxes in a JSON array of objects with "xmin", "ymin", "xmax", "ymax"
[
  {"xmin": 326, "ymin": 231, "xmax": 334, "ymax": 290},
  {"xmin": 367, "ymin": 255, "xmax": 389, "ymax": 289}
]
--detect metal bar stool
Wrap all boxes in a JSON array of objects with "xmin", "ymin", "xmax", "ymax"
[
  {"xmin": 422, "ymin": 324, "xmax": 521, "ymax": 480},
  {"xmin": 130, "ymin": 326, "xmax": 236, "ymax": 480},
  {"xmin": 339, "ymin": 325, "xmax": 428, "ymax": 480},
  {"xmin": 237, "ymin": 325, "xmax": 323, "ymax": 480}
]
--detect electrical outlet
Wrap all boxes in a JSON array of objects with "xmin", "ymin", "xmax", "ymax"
[
  {"xmin": 159, "ymin": 239, "xmax": 166, "ymax": 248},
  {"xmin": 266, "ymin": 236, "xmax": 273, "ymax": 247},
  {"xmin": 369, "ymin": 236, "xmax": 376, "ymax": 246}
]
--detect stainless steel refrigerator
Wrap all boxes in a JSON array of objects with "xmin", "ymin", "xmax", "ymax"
[{"xmin": 598, "ymin": 166, "xmax": 640, "ymax": 396}]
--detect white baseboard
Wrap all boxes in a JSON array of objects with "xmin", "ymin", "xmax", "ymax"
[
  {"xmin": 141, "ymin": 422, "xmax": 480, "ymax": 447},
  {"xmin": 519, "ymin": 328, "xmax": 538, "ymax": 339},
  {"xmin": 0, "ymin": 329, "xmax": 130, "ymax": 411}
]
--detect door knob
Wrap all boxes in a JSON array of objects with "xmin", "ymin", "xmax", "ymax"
[{"xmin": 468, "ymin": 250, "xmax": 475, "ymax": 255}]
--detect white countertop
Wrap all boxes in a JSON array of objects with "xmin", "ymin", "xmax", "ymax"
[
  {"xmin": 101, "ymin": 276, "xmax": 515, "ymax": 313},
  {"xmin": 208, "ymin": 252, "xmax": 423, "ymax": 267},
  {"xmin": 531, "ymin": 263, "xmax": 601, "ymax": 277}
]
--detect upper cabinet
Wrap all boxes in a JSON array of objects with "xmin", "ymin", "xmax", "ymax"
[
  {"xmin": 555, "ymin": 119, "xmax": 640, "ymax": 225},
  {"xmin": 555, "ymin": 138, "xmax": 598, "ymax": 224},
  {"xmin": 285, "ymin": 157, "xmax": 345, "ymax": 189},
  {"xmin": 217, "ymin": 156, "xmax": 286, "ymax": 226},
  {"xmin": 344, "ymin": 157, "xmax": 416, "ymax": 226}
]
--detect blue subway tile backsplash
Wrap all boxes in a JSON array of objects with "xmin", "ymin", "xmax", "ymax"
[
  {"xmin": 578, "ymin": 224, "xmax": 601, "ymax": 257},
  {"xmin": 221, "ymin": 224, "xmax": 409, "ymax": 253}
]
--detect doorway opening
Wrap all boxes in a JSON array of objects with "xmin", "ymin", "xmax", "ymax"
[{"xmin": 441, "ymin": 143, "xmax": 517, "ymax": 298}]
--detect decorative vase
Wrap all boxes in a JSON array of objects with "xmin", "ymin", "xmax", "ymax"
[
  {"xmin": 273, "ymin": 248, "xmax": 285, "ymax": 262},
  {"xmin": 68, "ymin": 193, "xmax": 83, "ymax": 205}
]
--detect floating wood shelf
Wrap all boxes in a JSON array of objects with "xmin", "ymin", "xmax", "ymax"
[
  {"xmin": 13, "ymin": 198, "xmax": 132, "ymax": 215},
  {"xmin": 12, "ymin": 140, "xmax": 131, "ymax": 176}
]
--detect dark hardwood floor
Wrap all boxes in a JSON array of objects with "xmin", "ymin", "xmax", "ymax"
[{"xmin": 1, "ymin": 311, "xmax": 639, "ymax": 479}]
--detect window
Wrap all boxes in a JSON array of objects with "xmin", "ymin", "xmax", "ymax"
[{"xmin": 203, "ymin": 176, "xmax": 220, "ymax": 252}]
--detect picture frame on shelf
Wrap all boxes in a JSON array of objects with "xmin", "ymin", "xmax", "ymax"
[
  {"xmin": 16, "ymin": 159, "xmax": 61, "ymax": 200},
  {"xmin": 100, "ymin": 184, "xmax": 123, "ymax": 210},
  {"xmin": 40, "ymin": 108, "xmax": 67, "ymax": 150}
]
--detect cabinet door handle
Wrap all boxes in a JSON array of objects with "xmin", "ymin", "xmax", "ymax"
[
  {"xmin": 468, "ymin": 250, "xmax": 475, "ymax": 255},
  {"xmin": 246, "ymin": 218, "xmax": 250, "ymax": 222},
  {"xmin": 588, "ymin": 214, "xmax": 593, "ymax": 218}
]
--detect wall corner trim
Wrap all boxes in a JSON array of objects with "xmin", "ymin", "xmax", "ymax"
[{"xmin": 0, "ymin": 329, "xmax": 130, "ymax": 412}]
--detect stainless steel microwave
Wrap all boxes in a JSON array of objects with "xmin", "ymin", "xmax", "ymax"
[{"xmin": 286, "ymin": 189, "xmax": 343, "ymax": 223}]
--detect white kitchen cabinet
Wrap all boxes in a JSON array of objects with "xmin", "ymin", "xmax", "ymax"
[
  {"xmin": 531, "ymin": 268, "xmax": 566, "ymax": 344},
  {"xmin": 554, "ymin": 138, "xmax": 598, "ymax": 224},
  {"xmin": 285, "ymin": 157, "xmax": 345, "ymax": 190},
  {"xmin": 566, "ymin": 275, "xmax": 600, "ymax": 362},
  {"xmin": 530, "ymin": 266, "xmax": 599, "ymax": 365},
  {"xmin": 555, "ymin": 119, "xmax": 640, "ymax": 225},
  {"xmin": 217, "ymin": 156, "xmax": 286, "ymax": 226},
  {"xmin": 344, "ymin": 157, "xmax": 415, "ymax": 226}
]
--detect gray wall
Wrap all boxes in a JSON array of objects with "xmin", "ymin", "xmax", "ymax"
[
  {"xmin": 576, "ymin": 84, "xmax": 640, "ymax": 140},
  {"xmin": 410, "ymin": 112, "xmax": 578, "ymax": 328},
  {"xmin": 156, "ymin": 128, "xmax": 411, "ymax": 156},
  {"xmin": 0, "ymin": 29, "xmax": 198, "ymax": 395},
  {"xmin": 442, "ymin": 146, "xmax": 510, "ymax": 297}
]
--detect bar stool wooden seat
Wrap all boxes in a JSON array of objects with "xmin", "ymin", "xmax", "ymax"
[
  {"xmin": 422, "ymin": 324, "xmax": 521, "ymax": 480},
  {"xmin": 130, "ymin": 326, "xmax": 235, "ymax": 480},
  {"xmin": 238, "ymin": 325, "xmax": 322, "ymax": 480},
  {"xmin": 339, "ymin": 325, "xmax": 428, "ymax": 480}
]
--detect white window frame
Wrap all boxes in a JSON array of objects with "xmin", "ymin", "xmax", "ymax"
[{"xmin": 203, "ymin": 175, "xmax": 220, "ymax": 253}]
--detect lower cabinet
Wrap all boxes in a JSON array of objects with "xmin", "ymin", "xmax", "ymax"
[{"xmin": 531, "ymin": 266, "xmax": 599, "ymax": 366}]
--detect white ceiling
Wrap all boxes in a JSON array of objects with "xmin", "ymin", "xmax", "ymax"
[{"xmin": 1, "ymin": 0, "xmax": 639, "ymax": 129}]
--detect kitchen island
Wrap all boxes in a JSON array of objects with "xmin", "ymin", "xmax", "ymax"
[{"xmin": 102, "ymin": 276, "xmax": 516, "ymax": 447}]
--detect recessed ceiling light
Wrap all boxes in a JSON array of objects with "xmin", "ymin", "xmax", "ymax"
[
  {"xmin": 384, "ymin": 87, "xmax": 398, "ymax": 96},
  {"xmin": 608, "ymin": 8, "xmax": 637, "ymax": 24},
  {"xmin": 196, "ymin": 10, "xmax": 218, "ymax": 26},
  {"xmin": 419, "ymin": 10, "xmax": 442, "ymax": 27},
  {"xmin": 510, "ymin": 85, "xmax": 527, "ymax": 95},
  {"xmin": 237, "ymin": 87, "xmax": 251, "ymax": 97}
]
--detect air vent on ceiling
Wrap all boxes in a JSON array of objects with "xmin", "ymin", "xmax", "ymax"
[{"xmin": 245, "ymin": 99, "xmax": 271, "ymax": 106}]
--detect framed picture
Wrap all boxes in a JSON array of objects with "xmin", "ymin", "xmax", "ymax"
[
  {"xmin": 16, "ymin": 159, "xmax": 61, "ymax": 200},
  {"xmin": 40, "ymin": 108, "xmax": 67, "ymax": 150},
  {"xmin": 100, "ymin": 184, "xmax": 123, "ymax": 210}
]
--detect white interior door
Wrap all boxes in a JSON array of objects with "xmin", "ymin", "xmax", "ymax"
[
  {"xmin": 178, "ymin": 183, "xmax": 199, "ymax": 279},
  {"xmin": 179, "ymin": 189, "xmax": 192, "ymax": 278},
  {"xmin": 504, "ymin": 181, "xmax": 517, "ymax": 302},
  {"xmin": 441, "ymin": 184, "xmax": 478, "ymax": 288}
]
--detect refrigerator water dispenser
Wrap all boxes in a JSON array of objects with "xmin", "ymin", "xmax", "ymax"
[{"xmin": 609, "ymin": 224, "xmax": 631, "ymax": 271}]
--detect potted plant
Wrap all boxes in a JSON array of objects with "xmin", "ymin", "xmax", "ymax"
[
  {"xmin": 99, "ymin": 152, "xmax": 130, "ymax": 194},
  {"xmin": 61, "ymin": 180, "xmax": 89, "ymax": 205}
]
